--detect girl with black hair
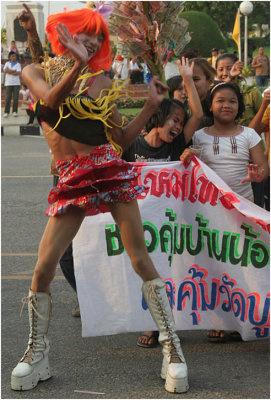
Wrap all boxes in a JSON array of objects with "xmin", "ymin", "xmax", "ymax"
[
  {"xmin": 216, "ymin": 53, "xmax": 266, "ymax": 209},
  {"xmin": 193, "ymin": 81, "xmax": 268, "ymax": 343},
  {"xmin": 167, "ymin": 75, "xmax": 187, "ymax": 104},
  {"xmin": 193, "ymin": 82, "xmax": 268, "ymax": 202},
  {"xmin": 123, "ymin": 58, "xmax": 203, "ymax": 348},
  {"xmin": 123, "ymin": 57, "xmax": 203, "ymax": 164}
]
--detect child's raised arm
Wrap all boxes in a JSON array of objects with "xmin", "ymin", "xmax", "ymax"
[{"xmin": 177, "ymin": 57, "xmax": 203, "ymax": 144}]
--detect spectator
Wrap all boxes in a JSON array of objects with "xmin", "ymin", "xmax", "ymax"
[
  {"xmin": 249, "ymin": 89, "xmax": 270, "ymax": 210},
  {"xmin": 3, "ymin": 51, "xmax": 21, "ymax": 117},
  {"xmin": 167, "ymin": 75, "xmax": 187, "ymax": 105},
  {"xmin": 8, "ymin": 40, "xmax": 20, "ymax": 60},
  {"xmin": 23, "ymin": 46, "xmax": 32, "ymax": 59},
  {"xmin": 180, "ymin": 49, "xmax": 200, "ymax": 60},
  {"xmin": 129, "ymin": 57, "xmax": 144, "ymax": 84},
  {"xmin": 9, "ymin": 40, "xmax": 19, "ymax": 53},
  {"xmin": 189, "ymin": 57, "xmax": 216, "ymax": 129},
  {"xmin": 210, "ymin": 48, "xmax": 218, "ymax": 69},
  {"xmin": 22, "ymin": 88, "xmax": 36, "ymax": 125},
  {"xmin": 251, "ymin": 46, "xmax": 270, "ymax": 88},
  {"xmin": 215, "ymin": 52, "xmax": 264, "ymax": 208},
  {"xmin": 194, "ymin": 82, "xmax": 268, "ymax": 343},
  {"xmin": 112, "ymin": 54, "xmax": 128, "ymax": 80},
  {"xmin": 143, "ymin": 62, "xmax": 152, "ymax": 84},
  {"xmin": 124, "ymin": 58, "xmax": 203, "ymax": 347}
]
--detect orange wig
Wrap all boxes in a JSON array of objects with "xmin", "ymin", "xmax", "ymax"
[{"xmin": 46, "ymin": 8, "xmax": 112, "ymax": 72}]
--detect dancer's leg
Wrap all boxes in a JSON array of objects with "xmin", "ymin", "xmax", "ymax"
[
  {"xmin": 31, "ymin": 207, "xmax": 86, "ymax": 293},
  {"xmin": 109, "ymin": 200, "xmax": 159, "ymax": 281},
  {"xmin": 11, "ymin": 207, "xmax": 86, "ymax": 391},
  {"xmin": 109, "ymin": 200, "xmax": 188, "ymax": 393}
]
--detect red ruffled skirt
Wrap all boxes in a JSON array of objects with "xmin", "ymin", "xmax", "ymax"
[{"xmin": 46, "ymin": 143, "xmax": 144, "ymax": 216}]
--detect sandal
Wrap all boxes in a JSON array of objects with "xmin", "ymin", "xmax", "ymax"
[
  {"xmin": 207, "ymin": 330, "xmax": 226, "ymax": 343},
  {"xmin": 137, "ymin": 331, "xmax": 159, "ymax": 348}
]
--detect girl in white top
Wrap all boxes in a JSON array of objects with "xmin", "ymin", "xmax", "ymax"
[{"xmin": 193, "ymin": 82, "xmax": 268, "ymax": 201}]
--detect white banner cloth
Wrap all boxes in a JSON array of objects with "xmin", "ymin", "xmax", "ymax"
[{"xmin": 73, "ymin": 158, "xmax": 270, "ymax": 341}]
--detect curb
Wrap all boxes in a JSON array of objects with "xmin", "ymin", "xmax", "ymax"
[{"xmin": 2, "ymin": 124, "xmax": 41, "ymax": 136}]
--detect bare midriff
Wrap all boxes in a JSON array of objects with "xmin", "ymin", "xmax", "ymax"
[{"xmin": 41, "ymin": 120, "xmax": 98, "ymax": 161}]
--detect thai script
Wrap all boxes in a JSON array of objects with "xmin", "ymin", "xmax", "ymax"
[
  {"xmin": 132, "ymin": 162, "xmax": 270, "ymax": 233},
  {"xmin": 133, "ymin": 162, "xmax": 240, "ymax": 210},
  {"xmin": 105, "ymin": 211, "xmax": 269, "ymax": 269},
  {"xmin": 140, "ymin": 265, "xmax": 269, "ymax": 339},
  {"xmin": 176, "ymin": 265, "xmax": 270, "ymax": 338}
]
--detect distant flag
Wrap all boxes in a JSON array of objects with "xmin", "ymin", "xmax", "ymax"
[{"xmin": 232, "ymin": 8, "xmax": 241, "ymax": 59}]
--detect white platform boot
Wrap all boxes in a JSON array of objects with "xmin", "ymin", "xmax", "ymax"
[
  {"xmin": 142, "ymin": 278, "xmax": 189, "ymax": 393},
  {"xmin": 11, "ymin": 290, "xmax": 52, "ymax": 391}
]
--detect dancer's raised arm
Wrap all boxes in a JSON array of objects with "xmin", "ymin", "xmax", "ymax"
[{"xmin": 17, "ymin": 3, "xmax": 44, "ymax": 63}]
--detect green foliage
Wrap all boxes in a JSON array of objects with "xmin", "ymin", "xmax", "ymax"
[
  {"xmin": 248, "ymin": 37, "xmax": 270, "ymax": 54},
  {"xmin": 1, "ymin": 26, "xmax": 7, "ymax": 44},
  {"xmin": 116, "ymin": 98, "xmax": 146, "ymax": 109},
  {"xmin": 180, "ymin": 11, "xmax": 226, "ymax": 57},
  {"xmin": 184, "ymin": 1, "xmax": 270, "ymax": 38},
  {"xmin": 242, "ymin": 65, "xmax": 253, "ymax": 78}
]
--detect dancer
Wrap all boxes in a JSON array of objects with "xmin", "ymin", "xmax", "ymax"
[{"xmin": 11, "ymin": 5, "xmax": 188, "ymax": 394}]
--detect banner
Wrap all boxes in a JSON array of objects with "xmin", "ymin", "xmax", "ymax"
[{"xmin": 73, "ymin": 157, "xmax": 270, "ymax": 341}]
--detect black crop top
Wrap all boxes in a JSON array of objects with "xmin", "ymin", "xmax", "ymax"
[{"xmin": 36, "ymin": 94, "xmax": 108, "ymax": 146}]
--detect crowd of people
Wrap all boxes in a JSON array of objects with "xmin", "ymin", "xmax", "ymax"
[{"xmin": 6, "ymin": 2, "xmax": 270, "ymax": 396}]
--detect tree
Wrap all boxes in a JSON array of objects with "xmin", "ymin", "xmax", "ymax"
[
  {"xmin": 184, "ymin": 1, "xmax": 270, "ymax": 38},
  {"xmin": 181, "ymin": 11, "xmax": 226, "ymax": 57},
  {"xmin": 1, "ymin": 26, "xmax": 7, "ymax": 45}
]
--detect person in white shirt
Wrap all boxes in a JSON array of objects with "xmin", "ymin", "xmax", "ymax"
[
  {"xmin": 193, "ymin": 82, "xmax": 268, "ymax": 343},
  {"xmin": 112, "ymin": 54, "xmax": 128, "ymax": 80},
  {"xmin": 129, "ymin": 57, "xmax": 144, "ymax": 84},
  {"xmin": 193, "ymin": 82, "xmax": 268, "ymax": 201},
  {"xmin": 3, "ymin": 51, "xmax": 21, "ymax": 117}
]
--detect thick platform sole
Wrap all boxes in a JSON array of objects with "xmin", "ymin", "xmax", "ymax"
[
  {"xmin": 11, "ymin": 357, "xmax": 51, "ymax": 391},
  {"xmin": 161, "ymin": 360, "xmax": 189, "ymax": 393},
  {"xmin": 165, "ymin": 373, "xmax": 189, "ymax": 393}
]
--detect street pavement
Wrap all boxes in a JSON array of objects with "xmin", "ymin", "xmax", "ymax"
[{"xmin": 1, "ymin": 131, "xmax": 270, "ymax": 399}]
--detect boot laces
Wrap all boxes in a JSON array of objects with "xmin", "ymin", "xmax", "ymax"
[
  {"xmin": 20, "ymin": 294, "xmax": 47, "ymax": 364},
  {"xmin": 150, "ymin": 283, "xmax": 183, "ymax": 364},
  {"xmin": 169, "ymin": 344, "xmax": 182, "ymax": 363},
  {"xmin": 20, "ymin": 294, "xmax": 47, "ymax": 320}
]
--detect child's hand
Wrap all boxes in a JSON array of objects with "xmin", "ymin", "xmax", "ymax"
[
  {"xmin": 262, "ymin": 90, "xmax": 270, "ymax": 106},
  {"xmin": 240, "ymin": 163, "xmax": 265, "ymax": 184},
  {"xmin": 230, "ymin": 60, "xmax": 244, "ymax": 78},
  {"xmin": 179, "ymin": 148, "xmax": 195, "ymax": 162},
  {"xmin": 177, "ymin": 57, "xmax": 194, "ymax": 80}
]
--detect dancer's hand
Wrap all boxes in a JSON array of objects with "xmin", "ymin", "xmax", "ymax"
[
  {"xmin": 240, "ymin": 163, "xmax": 265, "ymax": 183},
  {"xmin": 177, "ymin": 57, "xmax": 194, "ymax": 80},
  {"xmin": 56, "ymin": 23, "xmax": 89, "ymax": 66},
  {"xmin": 230, "ymin": 60, "xmax": 244, "ymax": 78},
  {"xmin": 147, "ymin": 76, "xmax": 168, "ymax": 108},
  {"xmin": 17, "ymin": 3, "xmax": 36, "ymax": 32}
]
